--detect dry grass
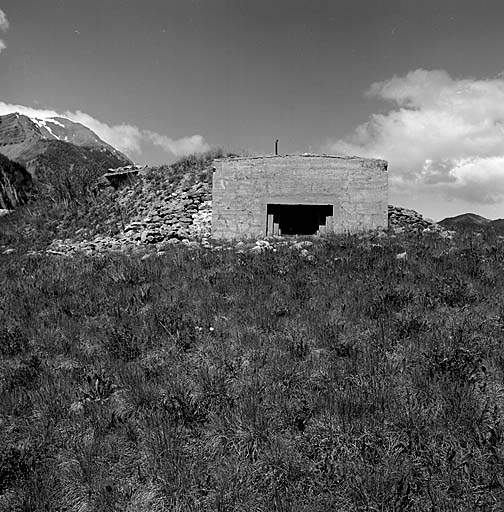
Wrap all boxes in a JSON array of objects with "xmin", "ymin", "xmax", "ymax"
[{"xmin": 0, "ymin": 228, "xmax": 504, "ymax": 511}]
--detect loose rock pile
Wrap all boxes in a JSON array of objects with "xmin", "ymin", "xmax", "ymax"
[
  {"xmin": 388, "ymin": 205, "xmax": 449, "ymax": 236},
  {"xmin": 47, "ymin": 166, "xmax": 214, "ymax": 255},
  {"xmin": 119, "ymin": 181, "xmax": 212, "ymax": 244}
]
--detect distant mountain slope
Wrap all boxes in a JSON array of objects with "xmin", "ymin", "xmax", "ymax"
[
  {"xmin": 0, "ymin": 112, "xmax": 132, "ymax": 200},
  {"xmin": 28, "ymin": 140, "xmax": 134, "ymax": 197},
  {"xmin": 439, "ymin": 213, "xmax": 491, "ymax": 230},
  {"xmin": 489, "ymin": 218, "xmax": 504, "ymax": 230},
  {"xmin": 439, "ymin": 212, "xmax": 504, "ymax": 233},
  {"xmin": 0, "ymin": 113, "xmax": 130, "ymax": 165},
  {"xmin": 0, "ymin": 153, "xmax": 33, "ymax": 209},
  {"xmin": 32, "ymin": 116, "xmax": 112, "ymax": 147}
]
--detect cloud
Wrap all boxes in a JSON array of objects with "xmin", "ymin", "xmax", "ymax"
[
  {"xmin": 0, "ymin": 103, "xmax": 59, "ymax": 120},
  {"xmin": 328, "ymin": 69, "xmax": 504, "ymax": 204},
  {"xmin": 0, "ymin": 8, "xmax": 9, "ymax": 54},
  {"xmin": 0, "ymin": 102, "xmax": 210, "ymax": 158},
  {"xmin": 0, "ymin": 8, "xmax": 8, "ymax": 32},
  {"xmin": 65, "ymin": 110, "xmax": 144, "ymax": 155},
  {"xmin": 145, "ymin": 131, "xmax": 210, "ymax": 157}
]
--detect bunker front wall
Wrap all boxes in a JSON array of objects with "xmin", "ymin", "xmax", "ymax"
[{"xmin": 212, "ymin": 155, "xmax": 388, "ymax": 240}]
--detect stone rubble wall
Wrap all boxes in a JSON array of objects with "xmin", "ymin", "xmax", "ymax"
[
  {"xmin": 388, "ymin": 205, "xmax": 448, "ymax": 235},
  {"xmin": 47, "ymin": 166, "xmax": 214, "ymax": 255}
]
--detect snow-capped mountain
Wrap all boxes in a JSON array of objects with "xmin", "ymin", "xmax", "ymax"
[
  {"xmin": 0, "ymin": 112, "xmax": 131, "ymax": 165},
  {"xmin": 0, "ymin": 112, "xmax": 132, "ymax": 181},
  {"xmin": 30, "ymin": 116, "xmax": 113, "ymax": 149}
]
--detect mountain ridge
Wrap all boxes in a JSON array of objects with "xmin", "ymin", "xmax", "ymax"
[
  {"xmin": 439, "ymin": 212, "xmax": 504, "ymax": 232},
  {"xmin": 0, "ymin": 112, "xmax": 132, "ymax": 201},
  {"xmin": 0, "ymin": 112, "xmax": 130, "ymax": 165}
]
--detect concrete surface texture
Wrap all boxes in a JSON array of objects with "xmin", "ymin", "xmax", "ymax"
[{"xmin": 212, "ymin": 154, "xmax": 388, "ymax": 240}]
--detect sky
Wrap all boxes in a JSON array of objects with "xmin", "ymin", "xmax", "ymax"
[{"xmin": 1, "ymin": 0, "xmax": 504, "ymax": 220}]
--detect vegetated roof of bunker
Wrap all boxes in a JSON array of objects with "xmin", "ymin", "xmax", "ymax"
[{"xmin": 213, "ymin": 153, "xmax": 388, "ymax": 165}]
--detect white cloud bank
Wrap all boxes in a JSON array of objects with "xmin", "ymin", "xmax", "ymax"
[
  {"xmin": 145, "ymin": 131, "xmax": 210, "ymax": 157},
  {"xmin": 0, "ymin": 8, "xmax": 9, "ymax": 54},
  {"xmin": 0, "ymin": 102, "xmax": 210, "ymax": 158},
  {"xmin": 329, "ymin": 69, "xmax": 504, "ymax": 204}
]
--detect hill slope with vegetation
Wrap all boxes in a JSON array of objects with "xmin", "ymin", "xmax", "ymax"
[
  {"xmin": 0, "ymin": 153, "xmax": 33, "ymax": 210},
  {"xmin": 0, "ymin": 149, "xmax": 229, "ymax": 254},
  {"xmin": 29, "ymin": 139, "xmax": 132, "ymax": 202}
]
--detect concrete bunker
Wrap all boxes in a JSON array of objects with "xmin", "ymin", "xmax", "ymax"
[{"xmin": 212, "ymin": 154, "xmax": 388, "ymax": 240}]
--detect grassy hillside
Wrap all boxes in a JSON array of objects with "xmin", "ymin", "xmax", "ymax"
[{"xmin": 1, "ymin": 230, "xmax": 504, "ymax": 510}]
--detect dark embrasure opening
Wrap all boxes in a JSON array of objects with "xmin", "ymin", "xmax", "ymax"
[{"xmin": 266, "ymin": 204, "xmax": 333, "ymax": 236}]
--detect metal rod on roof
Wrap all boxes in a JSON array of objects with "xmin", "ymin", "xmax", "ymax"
[{"xmin": 275, "ymin": 139, "xmax": 279, "ymax": 156}]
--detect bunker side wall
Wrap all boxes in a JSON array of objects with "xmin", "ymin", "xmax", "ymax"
[{"xmin": 212, "ymin": 156, "xmax": 388, "ymax": 240}]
